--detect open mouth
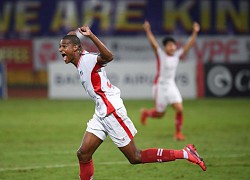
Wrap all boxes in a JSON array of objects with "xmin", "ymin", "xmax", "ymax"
[{"xmin": 61, "ymin": 53, "xmax": 67, "ymax": 61}]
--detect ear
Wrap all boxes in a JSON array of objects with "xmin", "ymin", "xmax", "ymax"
[{"xmin": 73, "ymin": 45, "xmax": 78, "ymax": 52}]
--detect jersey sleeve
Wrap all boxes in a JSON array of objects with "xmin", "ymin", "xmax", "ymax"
[
  {"xmin": 156, "ymin": 47, "xmax": 165, "ymax": 62},
  {"xmin": 157, "ymin": 47, "xmax": 163, "ymax": 56},
  {"xmin": 175, "ymin": 48, "xmax": 184, "ymax": 58},
  {"xmin": 81, "ymin": 53, "xmax": 99, "ymax": 70}
]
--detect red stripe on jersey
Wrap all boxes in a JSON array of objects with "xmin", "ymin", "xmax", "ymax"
[
  {"xmin": 154, "ymin": 53, "xmax": 160, "ymax": 84},
  {"xmin": 113, "ymin": 111, "xmax": 133, "ymax": 140},
  {"xmin": 153, "ymin": 53, "xmax": 160, "ymax": 107},
  {"xmin": 154, "ymin": 84, "xmax": 158, "ymax": 108},
  {"xmin": 91, "ymin": 63, "xmax": 115, "ymax": 115}
]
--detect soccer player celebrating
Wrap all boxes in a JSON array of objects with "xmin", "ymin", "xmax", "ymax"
[
  {"xmin": 59, "ymin": 25, "xmax": 206, "ymax": 180},
  {"xmin": 141, "ymin": 21, "xmax": 200, "ymax": 141}
]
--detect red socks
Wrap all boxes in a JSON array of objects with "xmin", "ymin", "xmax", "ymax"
[
  {"xmin": 79, "ymin": 159, "xmax": 94, "ymax": 180},
  {"xmin": 174, "ymin": 150, "xmax": 184, "ymax": 159},
  {"xmin": 146, "ymin": 109, "xmax": 163, "ymax": 118},
  {"xmin": 78, "ymin": 150, "xmax": 185, "ymax": 178},
  {"xmin": 141, "ymin": 148, "xmax": 184, "ymax": 163},
  {"xmin": 175, "ymin": 112, "xmax": 183, "ymax": 133},
  {"xmin": 146, "ymin": 110, "xmax": 184, "ymax": 134}
]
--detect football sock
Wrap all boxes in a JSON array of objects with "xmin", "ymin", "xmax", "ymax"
[
  {"xmin": 147, "ymin": 109, "xmax": 163, "ymax": 118},
  {"xmin": 175, "ymin": 112, "xmax": 183, "ymax": 133},
  {"xmin": 141, "ymin": 148, "xmax": 184, "ymax": 163},
  {"xmin": 79, "ymin": 159, "xmax": 94, "ymax": 180},
  {"xmin": 174, "ymin": 150, "xmax": 185, "ymax": 159}
]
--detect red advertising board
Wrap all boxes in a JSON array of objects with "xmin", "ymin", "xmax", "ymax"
[{"xmin": 0, "ymin": 40, "xmax": 33, "ymax": 70}]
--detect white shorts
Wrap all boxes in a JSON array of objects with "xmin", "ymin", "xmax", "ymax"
[
  {"xmin": 153, "ymin": 83, "xmax": 182, "ymax": 112},
  {"xmin": 86, "ymin": 107, "xmax": 137, "ymax": 147}
]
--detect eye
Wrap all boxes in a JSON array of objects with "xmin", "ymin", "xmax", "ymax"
[{"xmin": 59, "ymin": 44, "xmax": 67, "ymax": 48}]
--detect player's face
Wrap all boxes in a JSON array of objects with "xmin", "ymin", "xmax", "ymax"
[
  {"xmin": 164, "ymin": 42, "xmax": 177, "ymax": 56},
  {"xmin": 59, "ymin": 39, "xmax": 76, "ymax": 64}
]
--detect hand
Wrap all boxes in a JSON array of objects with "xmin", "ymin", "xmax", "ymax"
[
  {"xmin": 78, "ymin": 26, "xmax": 92, "ymax": 37},
  {"xmin": 143, "ymin": 20, "xmax": 151, "ymax": 32},
  {"xmin": 193, "ymin": 22, "xmax": 200, "ymax": 33}
]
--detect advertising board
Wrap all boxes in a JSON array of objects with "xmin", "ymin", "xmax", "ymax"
[
  {"xmin": 48, "ymin": 61, "xmax": 197, "ymax": 99},
  {"xmin": 205, "ymin": 64, "xmax": 250, "ymax": 97}
]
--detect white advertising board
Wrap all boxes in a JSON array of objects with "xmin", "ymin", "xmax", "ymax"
[
  {"xmin": 48, "ymin": 62, "xmax": 88, "ymax": 99},
  {"xmin": 104, "ymin": 36, "xmax": 250, "ymax": 63},
  {"xmin": 35, "ymin": 36, "xmax": 249, "ymax": 70},
  {"xmin": 48, "ymin": 61, "xmax": 196, "ymax": 99}
]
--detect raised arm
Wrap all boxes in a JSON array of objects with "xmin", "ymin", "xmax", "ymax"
[
  {"xmin": 143, "ymin": 20, "xmax": 159, "ymax": 55},
  {"xmin": 78, "ymin": 26, "xmax": 113, "ymax": 65},
  {"xmin": 181, "ymin": 22, "xmax": 200, "ymax": 56}
]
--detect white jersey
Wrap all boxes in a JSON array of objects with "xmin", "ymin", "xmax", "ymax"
[
  {"xmin": 77, "ymin": 51, "xmax": 124, "ymax": 117},
  {"xmin": 155, "ymin": 47, "xmax": 183, "ymax": 85}
]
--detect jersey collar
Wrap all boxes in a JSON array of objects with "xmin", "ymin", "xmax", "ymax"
[{"xmin": 77, "ymin": 50, "xmax": 85, "ymax": 68}]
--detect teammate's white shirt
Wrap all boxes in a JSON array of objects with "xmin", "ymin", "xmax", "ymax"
[
  {"xmin": 77, "ymin": 51, "xmax": 124, "ymax": 117},
  {"xmin": 156, "ymin": 47, "xmax": 183, "ymax": 85},
  {"xmin": 153, "ymin": 47, "xmax": 184, "ymax": 111}
]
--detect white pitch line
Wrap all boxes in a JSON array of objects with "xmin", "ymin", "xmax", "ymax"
[
  {"xmin": 0, "ymin": 161, "xmax": 128, "ymax": 172},
  {"xmin": 0, "ymin": 164, "xmax": 77, "ymax": 172},
  {"xmin": 0, "ymin": 154, "xmax": 249, "ymax": 172}
]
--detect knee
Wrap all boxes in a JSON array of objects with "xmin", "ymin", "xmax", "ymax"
[
  {"xmin": 172, "ymin": 103, "xmax": 183, "ymax": 113},
  {"xmin": 77, "ymin": 147, "xmax": 92, "ymax": 162},
  {"xmin": 157, "ymin": 111, "xmax": 165, "ymax": 118},
  {"xmin": 176, "ymin": 109, "xmax": 183, "ymax": 114},
  {"xmin": 127, "ymin": 150, "xmax": 141, "ymax": 165},
  {"xmin": 177, "ymin": 108, "xmax": 183, "ymax": 113},
  {"xmin": 176, "ymin": 106, "xmax": 183, "ymax": 113}
]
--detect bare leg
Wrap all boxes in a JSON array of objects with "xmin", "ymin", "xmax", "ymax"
[
  {"xmin": 119, "ymin": 139, "xmax": 141, "ymax": 164},
  {"xmin": 77, "ymin": 131, "xmax": 103, "ymax": 162},
  {"xmin": 172, "ymin": 102, "xmax": 183, "ymax": 114},
  {"xmin": 119, "ymin": 139, "xmax": 176, "ymax": 164},
  {"xmin": 77, "ymin": 131, "xmax": 103, "ymax": 180},
  {"xmin": 118, "ymin": 139, "xmax": 206, "ymax": 171}
]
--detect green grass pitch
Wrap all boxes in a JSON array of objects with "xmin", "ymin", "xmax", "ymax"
[{"xmin": 0, "ymin": 98, "xmax": 250, "ymax": 180}]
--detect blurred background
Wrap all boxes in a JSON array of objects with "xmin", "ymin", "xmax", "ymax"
[{"xmin": 0, "ymin": 0, "xmax": 249, "ymax": 100}]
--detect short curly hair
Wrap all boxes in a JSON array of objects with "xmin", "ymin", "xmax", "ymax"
[{"xmin": 62, "ymin": 35, "xmax": 82, "ymax": 52}]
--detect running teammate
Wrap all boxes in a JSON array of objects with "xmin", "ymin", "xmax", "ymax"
[
  {"xmin": 141, "ymin": 21, "xmax": 200, "ymax": 141},
  {"xmin": 59, "ymin": 25, "xmax": 206, "ymax": 180}
]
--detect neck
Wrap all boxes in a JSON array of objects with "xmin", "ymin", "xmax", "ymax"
[
  {"xmin": 166, "ymin": 52, "xmax": 174, "ymax": 56},
  {"xmin": 72, "ymin": 53, "xmax": 82, "ymax": 67},
  {"xmin": 72, "ymin": 59, "xmax": 79, "ymax": 67}
]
